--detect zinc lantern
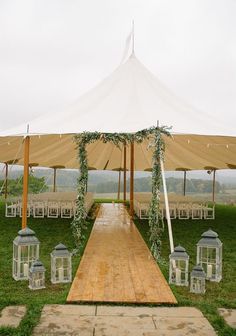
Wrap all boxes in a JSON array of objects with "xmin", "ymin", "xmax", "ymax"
[
  {"xmin": 197, "ymin": 229, "xmax": 222, "ymax": 282},
  {"xmin": 13, "ymin": 227, "xmax": 40, "ymax": 280},
  {"xmin": 190, "ymin": 265, "xmax": 206, "ymax": 294},
  {"xmin": 169, "ymin": 245, "xmax": 189, "ymax": 286},
  {"xmin": 51, "ymin": 243, "xmax": 72, "ymax": 284},
  {"xmin": 29, "ymin": 260, "xmax": 46, "ymax": 290}
]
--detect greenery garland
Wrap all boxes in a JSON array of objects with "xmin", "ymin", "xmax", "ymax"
[
  {"xmin": 72, "ymin": 126, "xmax": 171, "ymax": 256},
  {"xmin": 148, "ymin": 129, "xmax": 168, "ymax": 260}
]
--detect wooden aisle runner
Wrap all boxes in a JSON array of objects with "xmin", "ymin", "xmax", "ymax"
[{"xmin": 67, "ymin": 203, "xmax": 177, "ymax": 304}]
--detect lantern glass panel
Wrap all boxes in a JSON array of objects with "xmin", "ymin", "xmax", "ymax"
[
  {"xmin": 21, "ymin": 245, "xmax": 28, "ymax": 261},
  {"xmin": 191, "ymin": 278, "xmax": 205, "ymax": 294}
]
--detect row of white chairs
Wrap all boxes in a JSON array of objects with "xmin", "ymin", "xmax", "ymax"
[
  {"xmin": 134, "ymin": 200, "xmax": 215, "ymax": 220},
  {"xmin": 5, "ymin": 195, "xmax": 94, "ymax": 219}
]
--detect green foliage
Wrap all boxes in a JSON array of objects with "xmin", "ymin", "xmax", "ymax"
[
  {"xmin": 135, "ymin": 204, "xmax": 236, "ymax": 336},
  {"xmin": 1, "ymin": 175, "xmax": 48, "ymax": 196},
  {"xmin": 0, "ymin": 202, "xmax": 95, "ymax": 336},
  {"xmin": 73, "ymin": 126, "xmax": 171, "ymax": 252},
  {"xmin": 148, "ymin": 129, "xmax": 167, "ymax": 260}
]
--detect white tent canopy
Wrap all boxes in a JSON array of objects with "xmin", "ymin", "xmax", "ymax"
[{"xmin": 0, "ymin": 54, "xmax": 233, "ymax": 137}]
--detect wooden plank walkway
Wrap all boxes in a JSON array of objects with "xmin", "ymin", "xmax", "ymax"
[{"xmin": 67, "ymin": 203, "xmax": 177, "ymax": 304}]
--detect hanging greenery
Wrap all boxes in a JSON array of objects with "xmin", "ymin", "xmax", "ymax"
[
  {"xmin": 72, "ymin": 126, "xmax": 171, "ymax": 255},
  {"xmin": 148, "ymin": 129, "xmax": 169, "ymax": 260}
]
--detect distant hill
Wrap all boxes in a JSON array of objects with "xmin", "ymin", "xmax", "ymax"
[{"xmin": 0, "ymin": 165, "xmax": 236, "ymax": 192}]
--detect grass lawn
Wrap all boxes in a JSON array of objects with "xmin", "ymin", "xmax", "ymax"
[
  {"xmin": 0, "ymin": 202, "xmax": 235, "ymax": 335},
  {"xmin": 135, "ymin": 204, "xmax": 236, "ymax": 336},
  {"xmin": 0, "ymin": 202, "xmax": 96, "ymax": 336}
]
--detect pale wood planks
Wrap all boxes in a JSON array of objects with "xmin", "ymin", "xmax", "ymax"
[{"xmin": 67, "ymin": 203, "xmax": 177, "ymax": 304}]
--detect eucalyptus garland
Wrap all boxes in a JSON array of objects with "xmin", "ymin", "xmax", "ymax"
[
  {"xmin": 148, "ymin": 129, "xmax": 168, "ymax": 260},
  {"xmin": 72, "ymin": 126, "xmax": 171, "ymax": 255}
]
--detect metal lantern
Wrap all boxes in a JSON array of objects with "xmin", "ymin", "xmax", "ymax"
[
  {"xmin": 51, "ymin": 243, "xmax": 72, "ymax": 284},
  {"xmin": 197, "ymin": 229, "xmax": 222, "ymax": 282},
  {"xmin": 169, "ymin": 245, "xmax": 189, "ymax": 286},
  {"xmin": 29, "ymin": 260, "xmax": 46, "ymax": 290},
  {"xmin": 13, "ymin": 227, "xmax": 40, "ymax": 280},
  {"xmin": 190, "ymin": 265, "xmax": 206, "ymax": 294}
]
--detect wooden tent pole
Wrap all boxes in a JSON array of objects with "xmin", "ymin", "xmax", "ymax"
[
  {"xmin": 53, "ymin": 168, "xmax": 57, "ymax": 192},
  {"xmin": 212, "ymin": 169, "xmax": 216, "ymax": 203},
  {"xmin": 4, "ymin": 163, "xmax": 8, "ymax": 200},
  {"xmin": 117, "ymin": 170, "xmax": 121, "ymax": 200},
  {"xmin": 22, "ymin": 136, "xmax": 30, "ymax": 229},
  {"xmin": 130, "ymin": 142, "xmax": 134, "ymax": 217},
  {"xmin": 123, "ymin": 144, "xmax": 127, "ymax": 202},
  {"xmin": 183, "ymin": 170, "xmax": 187, "ymax": 196}
]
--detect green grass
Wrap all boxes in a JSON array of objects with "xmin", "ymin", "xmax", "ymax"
[
  {"xmin": 0, "ymin": 203, "xmax": 96, "ymax": 336},
  {"xmin": 0, "ymin": 202, "xmax": 236, "ymax": 335},
  {"xmin": 135, "ymin": 204, "xmax": 236, "ymax": 336}
]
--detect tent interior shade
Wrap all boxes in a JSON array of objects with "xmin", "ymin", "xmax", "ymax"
[{"xmin": 1, "ymin": 133, "xmax": 236, "ymax": 171}]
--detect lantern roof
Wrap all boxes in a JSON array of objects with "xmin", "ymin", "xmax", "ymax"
[
  {"xmin": 191, "ymin": 265, "xmax": 206, "ymax": 278},
  {"xmin": 18, "ymin": 227, "xmax": 36, "ymax": 236},
  {"xmin": 169, "ymin": 245, "xmax": 189, "ymax": 259},
  {"xmin": 51, "ymin": 243, "xmax": 71, "ymax": 257},
  {"xmin": 197, "ymin": 229, "xmax": 222, "ymax": 247},
  {"xmin": 30, "ymin": 260, "xmax": 45, "ymax": 273},
  {"xmin": 54, "ymin": 243, "xmax": 68, "ymax": 250},
  {"xmin": 13, "ymin": 227, "xmax": 40, "ymax": 245}
]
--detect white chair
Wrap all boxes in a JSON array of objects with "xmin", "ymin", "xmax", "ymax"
[
  {"xmin": 5, "ymin": 203, "xmax": 17, "ymax": 217},
  {"xmin": 61, "ymin": 202, "xmax": 73, "ymax": 218},
  {"xmin": 203, "ymin": 204, "xmax": 215, "ymax": 220},
  {"xmin": 47, "ymin": 202, "xmax": 59, "ymax": 218},
  {"xmin": 33, "ymin": 202, "xmax": 45, "ymax": 218},
  {"xmin": 178, "ymin": 202, "xmax": 190, "ymax": 219},
  {"xmin": 191, "ymin": 203, "xmax": 203, "ymax": 219}
]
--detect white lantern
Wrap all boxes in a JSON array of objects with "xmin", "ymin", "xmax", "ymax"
[
  {"xmin": 197, "ymin": 229, "xmax": 222, "ymax": 282},
  {"xmin": 51, "ymin": 243, "xmax": 72, "ymax": 284},
  {"xmin": 169, "ymin": 245, "xmax": 189, "ymax": 286},
  {"xmin": 13, "ymin": 227, "xmax": 40, "ymax": 280},
  {"xmin": 190, "ymin": 265, "xmax": 206, "ymax": 294},
  {"xmin": 29, "ymin": 260, "xmax": 46, "ymax": 290}
]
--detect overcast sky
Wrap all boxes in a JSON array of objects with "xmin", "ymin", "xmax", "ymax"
[{"xmin": 0, "ymin": 0, "xmax": 235, "ymax": 133}]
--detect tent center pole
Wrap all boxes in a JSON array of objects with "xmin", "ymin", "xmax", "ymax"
[
  {"xmin": 22, "ymin": 136, "xmax": 30, "ymax": 229},
  {"xmin": 160, "ymin": 160, "xmax": 174, "ymax": 253},
  {"xmin": 130, "ymin": 142, "xmax": 134, "ymax": 217}
]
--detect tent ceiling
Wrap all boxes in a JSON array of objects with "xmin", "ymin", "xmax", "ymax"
[
  {"xmin": 0, "ymin": 133, "xmax": 236, "ymax": 171},
  {"xmin": 0, "ymin": 55, "xmax": 233, "ymax": 137}
]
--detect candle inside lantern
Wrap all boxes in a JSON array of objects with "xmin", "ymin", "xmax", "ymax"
[
  {"xmin": 58, "ymin": 267, "xmax": 63, "ymax": 281},
  {"xmin": 207, "ymin": 264, "xmax": 212, "ymax": 278},
  {"xmin": 23, "ymin": 263, "xmax": 29, "ymax": 277},
  {"xmin": 35, "ymin": 279, "xmax": 41, "ymax": 287},
  {"xmin": 176, "ymin": 267, "xmax": 181, "ymax": 284}
]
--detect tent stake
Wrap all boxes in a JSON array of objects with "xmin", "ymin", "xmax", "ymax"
[
  {"xmin": 160, "ymin": 160, "xmax": 174, "ymax": 253},
  {"xmin": 123, "ymin": 144, "xmax": 127, "ymax": 202},
  {"xmin": 130, "ymin": 142, "xmax": 134, "ymax": 217},
  {"xmin": 22, "ymin": 136, "xmax": 30, "ymax": 229}
]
